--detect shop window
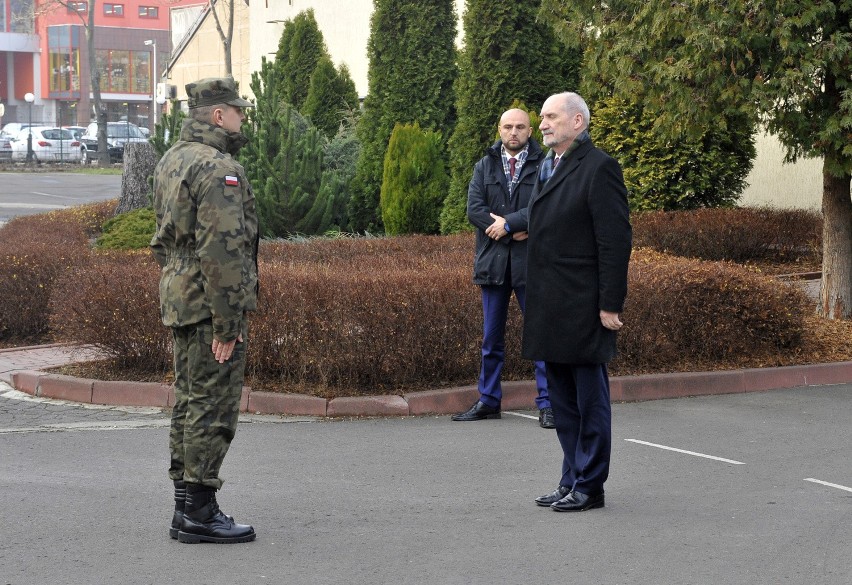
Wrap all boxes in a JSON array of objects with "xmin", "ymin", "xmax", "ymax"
[
  {"xmin": 104, "ymin": 3, "xmax": 124, "ymax": 16},
  {"xmin": 109, "ymin": 50, "xmax": 130, "ymax": 92},
  {"xmin": 132, "ymin": 52, "xmax": 151, "ymax": 94},
  {"xmin": 49, "ymin": 50, "xmax": 81, "ymax": 93},
  {"xmin": 138, "ymin": 6, "xmax": 158, "ymax": 18}
]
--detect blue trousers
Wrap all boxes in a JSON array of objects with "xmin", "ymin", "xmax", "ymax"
[
  {"xmin": 545, "ymin": 362, "xmax": 611, "ymax": 496},
  {"xmin": 478, "ymin": 282, "xmax": 549, "ymax": 409}
]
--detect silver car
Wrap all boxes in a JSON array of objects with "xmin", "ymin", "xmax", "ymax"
[
  {"xmin": 0, "ymin": 132, "xmax": 11, "ymax": 161},
  {"xmin": 10, "ymin": 126, "xmax": 82, "ymax": 162}
]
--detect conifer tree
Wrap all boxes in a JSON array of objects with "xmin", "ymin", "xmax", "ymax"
[
  {"xmin": 272, "ymin": 9, "xmax": 329, "ymax": 110},
  {"xmin": 150, "ymin": 99, "xmax": 186, "ymax": 158},
  {"xmin": 439, "ymin": 0, "xmax": 580, "ymax": 234},
  {"xmin": 239, "ymin": 57, "xmax": 324, "ymax": 237},
  {"xmin": 380, "ymin": 123, "xmax": 447, "ymax": 235},
  {"xmin": 303, "ymin": 58, "xmax": 359, "ymax": 139},
  {"xmin": 349, "ymin": 0, "xmax": 458, "ymax": 234}
]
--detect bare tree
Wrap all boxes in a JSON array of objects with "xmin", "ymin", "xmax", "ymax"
[
  {"xmin": 209, "ymin": 0, "xmax": 236, "ymax": 77},
  {"xmin": 35, "ymin": 0, "xmax": 111, "ymax": 165}
]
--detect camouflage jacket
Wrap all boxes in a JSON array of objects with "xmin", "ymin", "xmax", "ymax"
[{"xmin": 150, "ymin": 118, "xmax": 259, "ymax": 342}]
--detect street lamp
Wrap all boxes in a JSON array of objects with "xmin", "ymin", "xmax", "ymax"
[
  {"xmin": 144, "ymin": 39, "xmax": 157, "ymax": 128},
  {"xmin": 24, "ymin": 92, "xmax": 34, "ymax": 163}
]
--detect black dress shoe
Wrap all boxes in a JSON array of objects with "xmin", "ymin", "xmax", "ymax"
[
  {"xmin": 451, "ymin": 401, "xmax": 501, "ymax": 421},
  {"xmin": 551, "ymin": 490, "xmax": 605, "ymax": 512},
  {"xmin": 539, "ymin": 407, "xmax": 555, "ymax": 429},
  {"xmin": 535, "ymin": 485, "xmax": 572, "ymax": 507}
]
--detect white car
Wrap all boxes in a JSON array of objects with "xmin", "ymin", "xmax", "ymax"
[{"xmin": 10, "ymin": 126, "xmax": 82, "ymax": 162}]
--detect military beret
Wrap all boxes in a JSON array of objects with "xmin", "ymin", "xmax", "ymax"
[{"xmin": 185, "ymin": 77, "xmax": 254, "ymax": 110}]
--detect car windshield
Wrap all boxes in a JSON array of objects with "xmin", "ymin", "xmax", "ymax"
[{"xmin": 108, "ymin": 125, "xmax": 145, "ymax": 139}]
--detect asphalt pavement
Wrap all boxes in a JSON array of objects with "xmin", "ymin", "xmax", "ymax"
[{"xmin": 1, "ymin": 379, "xmax": 850, "ymax": 584}]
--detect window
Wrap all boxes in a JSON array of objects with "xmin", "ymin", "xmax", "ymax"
[
  {"xmin": 49, "ymin": 49, "xmax": 81, "ymax": 93},
  {"xmin": 138, "ymin": 6, "xmax": 158, "ymax": 18},
  {"xmin": 67, "ymin": 1, "xmax": 87, "ymax": 13},
  {"xmin": 104, "ymin": 3, "xmax": 124, "ymax": 16}
]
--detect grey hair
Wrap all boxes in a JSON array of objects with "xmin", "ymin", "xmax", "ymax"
[
  {"xmin": 189, "ymin": 104, "xmax": 224, "ymax": 122},
  {"xmin": 554, "ymin": 92, "xmax": 590, "ymax": 129}
]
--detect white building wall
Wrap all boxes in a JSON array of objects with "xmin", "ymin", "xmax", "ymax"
[{"xmin": 739, "ymin": 132, "xmax": 823, "ymax": 211}]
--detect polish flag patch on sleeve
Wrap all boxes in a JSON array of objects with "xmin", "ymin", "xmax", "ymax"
[{"xmin": 225, "ymin": 175, "xmax": 240, "ymax": 186}]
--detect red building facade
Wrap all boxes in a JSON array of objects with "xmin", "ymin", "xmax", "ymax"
[{"xmin": 1, "ymin": 0, "xmax": 205, "ymax": 131}]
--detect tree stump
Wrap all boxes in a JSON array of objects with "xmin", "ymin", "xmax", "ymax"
[{"xmin": 115, "ymin": 142, "xmax": 158, "ymax": 214}]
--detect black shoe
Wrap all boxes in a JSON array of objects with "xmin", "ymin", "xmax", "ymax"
[
  {"xmin": 177, "ymin": 485, "xmax": 256, "ymax": 544},
  {"xmin": 451, "ymin": 401, "xmax": 501, "ymax": 421},
  {"xmin": 539, "ymin": 407, "xmax": 555, "ymax": 429},
  {"xmin": 170, "ymin": 481, "xmax": 233, "ymax": 540},
  {"xmin": 551, "ymin": 490, "xmax": 605, "ymax": 512},
  {"xmin": 535, "ymin": 485, "xmax": 572, "ymax": 507}
]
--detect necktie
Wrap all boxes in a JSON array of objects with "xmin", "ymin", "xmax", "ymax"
[
  {"xmin": 553, "ymin": 155, "xmax": 561, "ymax": 169},
  {"xmin": 508, "ymin": 157, "xmax": 517, "ymax": 179}
]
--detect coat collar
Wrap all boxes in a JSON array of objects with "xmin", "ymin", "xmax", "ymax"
[{"xmin": 533, "ymin": 139, "xmax": 595, "ymax": 203}]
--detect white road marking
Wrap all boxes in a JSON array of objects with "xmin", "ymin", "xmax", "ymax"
[
  {"xmin": 626, "ymin": 438, "xmax": 746, "ymax": 465},
  {"xmin": 803, "ymin": 478, "xmax": 852, "ymax": 493},
  {"xmin": 504, "ymin": 412, "xmax": 538, "ymax": 420},
  {"xmin": 31, "ymin": 191, "xmax": 81, "ymax": 200}
]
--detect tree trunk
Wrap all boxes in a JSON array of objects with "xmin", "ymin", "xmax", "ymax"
[
  {"xmin": 819, "ymin": 162, "xmax": 852, "ymax": 319},
  {"xmin": 115, "ymin": 142, "xmax": 158, "ymax": 214}
]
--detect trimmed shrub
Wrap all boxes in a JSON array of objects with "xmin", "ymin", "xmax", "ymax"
[
  {"xmin": 95, "ymin": 207, "xmax": 156, "ymax": 250},
  {"xmin": 49, "ymin": 250, "xmax": 170, "ymax": 372},
  {"xmin": 616, "ymin": 249, "xmax": 810, "ymax": 373},
  {"xmin": 0, "ymin": 201, "xmax": 113, "ymax": 342},
  {"xmin": 380, "ymin": 123, "xmax": 447, "ymax": 235},
  {"xmin": 632, "ymin": 207, "xmax": 822, "ymax": 264}
]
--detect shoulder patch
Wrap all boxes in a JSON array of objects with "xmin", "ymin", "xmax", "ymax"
[{"xmin": 225, "ymin": 175, "xmax": 240, "ymax": 186}]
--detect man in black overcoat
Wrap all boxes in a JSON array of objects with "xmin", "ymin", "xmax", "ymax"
[{"xmin": 523, "ymin": 92, "xmax": 632, "ymax": 512}]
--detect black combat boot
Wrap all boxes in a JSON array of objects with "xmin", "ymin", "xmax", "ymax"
[
  {"xmin": 169, "ymin": 480, "xmax": 187, "ymax": 539},
  {"xmin": 177, "ymin": 483, "xmax": 256, "ymax": 544}
]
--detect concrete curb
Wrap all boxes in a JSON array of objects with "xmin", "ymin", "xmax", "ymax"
[{"xmin": 8, "ymin": 361, "xmax": 852, "ymax": 416}]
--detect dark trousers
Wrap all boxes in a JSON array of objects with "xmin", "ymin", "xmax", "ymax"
[
  {"xmin": 545, "ymin": 362, "xmax": 611, "ymax": 495},
  {"xmin": 479, "ymin": 281, "xmax": 549, "ymax": 409},
  {"xmin": 169, "ymin": 319, "xmax": 246, "ymax": 489}
]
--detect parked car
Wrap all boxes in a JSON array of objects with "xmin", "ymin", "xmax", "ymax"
[
  {"xmin": 9, "ymin": 126, "xmax": 82, "ymax": 162},
  {"xmin": 0, "ymin": 132, "xmax": 12, "ymax": 161},
  {"xmin": 63, "ymin": 125, "xmax": 87, "ymax": 140},
  {"xmin": 1, "ymin": 122, "xmax": 35, "ymax": 137},
  {"xmin": 79, "ymin": 121, "xmax": 148, "ymax": 164}
]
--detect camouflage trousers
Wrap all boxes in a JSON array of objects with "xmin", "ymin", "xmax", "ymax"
[{"xmin": 168, "ymin": 319, "xmax": 247, "ymax": 489}]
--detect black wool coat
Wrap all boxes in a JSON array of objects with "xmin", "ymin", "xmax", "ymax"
[
  {"xmin": 521, "ymin": 139, "xmax": 632, "ymax": 365},
  {"xmin": 467, "ymin": 138, "xmax": 543, "ymax": 287}
]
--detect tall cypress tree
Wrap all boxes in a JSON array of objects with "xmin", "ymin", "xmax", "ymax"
[
  {"xmin": 348, "ymin": 0, "xmax": 458, "ymax": 234},
  {"xmin": 303, "ymin": 58, "xmax": 359, "ymax": 139},
  {"xmin": 273, "ymin": 9, "xmax": 330, "ymax": 110},
  {"xmin": 439, "ymin": 0, "xmax": 580, "ymax": 234}
]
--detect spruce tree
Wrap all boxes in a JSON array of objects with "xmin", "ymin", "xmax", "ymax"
[
  {"xmin": 439, "ymin": 0, "xmax": 580, "ymax": 234},
  {"xmin": 349, "ymin": 0, "xmax": 458, "ymax": 234},
  {"xmin": 150, "ymin": 99, "xmax": 186, "ymax": 157}
]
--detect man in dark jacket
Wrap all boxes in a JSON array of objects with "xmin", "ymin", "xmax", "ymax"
[
  {"xmin": 451, "ymin": 108, "xmax": 553, "ymax": 428},
  {"xmin": 524, "ymin": 92, "xmax": 632, "ymax": 512}
]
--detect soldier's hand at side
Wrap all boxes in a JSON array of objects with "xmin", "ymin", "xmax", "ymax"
[
  {"xmin": 212, "ymin": 334, "xmax": 243, "ymax": 363},
  {"xmin": 600, "ymin": 310, "xmax": 623, "ymax": 331}
]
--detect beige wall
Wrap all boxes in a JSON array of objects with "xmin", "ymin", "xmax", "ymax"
[
  {"xmin": 739, "ymin": 132, "xmax": 823, "ymax": 211},
  {"xmin": 166, "ymin": 1, "xmax": 253, "ymax": 102}
]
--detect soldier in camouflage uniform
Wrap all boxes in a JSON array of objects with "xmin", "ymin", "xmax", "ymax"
[{"xmin": 151, "ymin": 77, "xmax": 259, "ymax": 544}]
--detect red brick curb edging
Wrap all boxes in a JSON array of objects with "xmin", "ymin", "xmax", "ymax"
[{"xmin": 7, "ymin": 361, "xmax": 852, "ymax": 417}]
